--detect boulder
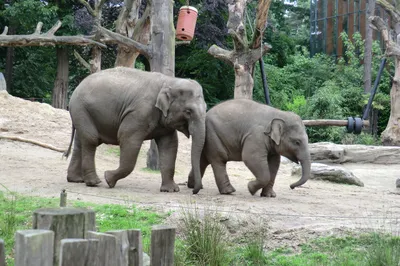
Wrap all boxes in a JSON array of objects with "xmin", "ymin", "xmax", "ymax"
[
  {"xmin": 143, "ymin": 252, "xmax": 150, "ymax": 266},
  {"xmin": 292, "ymin": 163, "xmax": 364, "ymax": 187},
  {"xmin": 309, "ymin": 142, "xmax": 400, "ymax": 164}
]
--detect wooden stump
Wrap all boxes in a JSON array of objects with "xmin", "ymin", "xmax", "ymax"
[
  {"xmin": 150, "ymin": 225, "xmax": 176, "ymax": 266},
  {"xmin": 86, "ymin": 231, "xmax": 119, "ymax": 266},
  {"xmin": 14, "ymin": 229, "xmax": 54, "ymax": 266},
  {"xmin": 127, "ymin": 230, "xmax": 143, "ymax": 266},
  {"xmin": 59, "ymin": 239, "xmax": 99, "ymax": 266},
  {"xmin": 0, "ymin": 239, "xmax": 5, "ymax": 266},
  {"xmin": 32, "ymin": 208, "xmax": 96, "ymax": 266}
]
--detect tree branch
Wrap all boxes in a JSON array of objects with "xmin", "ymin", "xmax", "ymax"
[
  {"xmin": 96, "ymin": 24, "xmax": 151, "ymax": 58},
  {"xmin": 371, "ymin": 16, "xmax": 400, "ymax": 57},
  {"xmin": 176, "ymin": 41, "xmax": 191, "ymax": 46},
  {"xmin": 45, "ymin": 20, "xmax": 62, "ymax": 36},
  {"xmin": 73, "ymin": 50, "xmax": 91, "ymax": 70},
  {"xmin": 249, "ymin": 42, "xmax": 272, "ymax": 62},
  {"xmin": 34, "ymin": 22, "xmax": 43, "ymax": 35},
  {"xmin": 251, "ymin": 0, "xmax": 272, "ymax": 49},
  {"xmin": 95, "ymin": 0, "xmax": 107, "ymax": 16},
  {"xmin": 228, "ymin": 28, "xmax": 246, "ymax": 51},
  {"xmin": 77, "ymin": 0, "xmax": 95, "ymax": 17},
  {"xmin": 0, "ymin": 135, "xmax": 65, "ymax": 153},
  {"xmin": 0, "ymin": 35, "xmax": 107, "ymax": 48},
  {"xmin": 376, "ymin": 0, "xmax": 400, "ymax": 24},
  {"xmin": 207, "ymin": 44, "xmax": 234, "ymax": 65},
  {"xmin": 2, "ymin": 26, "xmax": 8, "ymax": 36}
]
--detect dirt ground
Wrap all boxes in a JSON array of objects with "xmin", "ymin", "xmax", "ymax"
[{"xmin": 1, "ymin": 90, "xmax": 399, "ymax": 249}]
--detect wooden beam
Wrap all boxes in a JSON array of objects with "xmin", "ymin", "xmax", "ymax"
[{"xmin": 303, "ymin": 119, "xmax": 370, "ymax": 127}]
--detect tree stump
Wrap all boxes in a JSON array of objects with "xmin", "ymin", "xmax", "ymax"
[
  {"xmin": 32, "ymin": 208, "xmax": 96, "ymax": 266},
  {"xmin": 150, "ymin": 225, "xmax": 176, "ymax": 266}
]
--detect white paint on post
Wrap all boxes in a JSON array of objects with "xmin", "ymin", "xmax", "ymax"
[{"xmin": 14, "ymin": 229, "xmax": 54, "ymax": 266}]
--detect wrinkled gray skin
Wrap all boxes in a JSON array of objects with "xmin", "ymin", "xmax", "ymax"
[
  {"xmin": 187, "ymin": 99, "xmax": 311, "ymax": 197},
  {"xmin": 65, "ymin": 67, "xmax": 206, "ymax": 194}
]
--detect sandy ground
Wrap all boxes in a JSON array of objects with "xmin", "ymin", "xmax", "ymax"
[{"xmin": 1, "ymin": 90, "xmax": 399, "ymax": 249}]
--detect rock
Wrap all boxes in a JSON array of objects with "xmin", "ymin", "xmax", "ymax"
[
  {"xmin": 292, "ymin": 163, "xmax": 364, "ymax": 187},
  {"xmin": 396, "ymin": 179, "xmax": 400, "ymax": 188},
  {"xmin": 280, "ymin": 156, "xmax": 294, "ymax": 164},
  {"xmin": 0, "ymin": 73, "xmax": 6, "ymax": 91},
  {"xmin": 143, "ymin": 252, "xmax": 150, "ymax": 266},
  {"xmin": 309, "ymin": 142, "xmax": 400, "ymax": 164},
  {"xmin": 309, "ymin": 142, "xmax": 345, "ymax": 163}
]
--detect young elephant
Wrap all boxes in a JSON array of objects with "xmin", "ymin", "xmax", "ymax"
[
  {"xmin": 64, "ymin": 67, "xmax": 206, "ymax": 194},
  {"xmin": 187, "ymin": 99, "xmax": 311, "ymax": 197}
]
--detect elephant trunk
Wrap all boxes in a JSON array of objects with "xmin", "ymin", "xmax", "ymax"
[
  {"xmin": 290, "ymin": 156, "xmax": 311, "ymax": 189},
  {"xmin": 189, "ymin": 115, "xmax": 206, "ymax": 194}
]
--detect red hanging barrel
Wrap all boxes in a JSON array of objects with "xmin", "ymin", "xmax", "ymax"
[{"xmin": 176, "ymin": 6, "xmax": 198, "ymax": 41}]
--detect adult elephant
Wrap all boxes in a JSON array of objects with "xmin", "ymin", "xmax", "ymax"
[
  {"xmin": 64, "ymin": 67, "xmax": 206, "ymax": 194},
  {"xmin": 188, "ymin": 99, "xmax": 311, "ymax": 197}
]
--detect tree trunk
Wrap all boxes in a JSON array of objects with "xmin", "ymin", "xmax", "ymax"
[
  {"xmin": 208, "ymin": 0, "xmax": 272, "ymax": 100},
  {"xmin": 145, "ymin": 0, "xmax": 175, "ymax": 170},
  {"xmin": 364, "ymin": 0, "xmax": 375, "ymax": 93},
  {"xmin": 114, "ymin": 0, "xmax": 151, "ymax": 68},
  {"xmin": 382, "ymin": 57, "xmax": 400, "ymax": 145},
  {"xmin": 52, "ymin": 47, "xmax": 69, "ymax": 109},
  {"xmin": 5, "ymin": 27, "xmax": 15, "ymax": 93}
]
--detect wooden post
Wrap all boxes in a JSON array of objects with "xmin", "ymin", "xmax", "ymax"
[
  {"xmin": 127, "ymin": 230, "xmax": 143, "ymax": 266},
  {"xmin": 0, "ymin": 239, "xmax": 5, "ymax": 266},
  {"xmin": 14, "ymin": 230, "xmax": 54, "ymax": 266},
  {"xmin": 150, "ymin": 225, "xmax": 176, "ymax": 266},
  {"xmin": 0, "ymin": 72, "xmax": 6, "ymax": 91},
  {"xmin": 59, "ymin": 189, "xmax": 67, "ymax": 207},
  {"xmin": 86, "ymin": 231, "xmax": 119, "ymax": 266},
  {"xmin": 32, "ymin": 208, "xmax": 96, "ymax": 266},
  {"xmin": 59, "ymin": 239, "xmax": 99, "ymax": 266},
  {"xmin": 106, "ymin": 230, "xmax": 129, "ymax": 266}
]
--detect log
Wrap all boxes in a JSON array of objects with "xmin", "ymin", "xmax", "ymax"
[
  {"xmin": 0, "ymin": 239, "xmax": 5, "ymax": 266},
  {"xmin": 33, "ymin": 208, "xmax": 96, "ymax": 266},
  {"xmin": 302, "ymin": 119, "xmax": 370, "ymax": 127},
  {"xmin": 14, "ymin": 229, "xmax": 54, "ymax": 266},
  {"xmin": 127, "ymin": 230, "xmax": 143, "ymax": 266},
  {"xmin": 150, "ymin": 225, "xmax": 176, "ymax": 266},
  {"xmin": 86, "ymin": 231, "xmax": 119, "ymax": 266}
]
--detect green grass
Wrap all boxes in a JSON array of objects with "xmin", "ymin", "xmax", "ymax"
[{"xmin": 0, "ymin": 188, "xmax": 167, "ymax": 265}]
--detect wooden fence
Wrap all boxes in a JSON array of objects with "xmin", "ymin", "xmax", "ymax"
[{"xmin": 0, "ymin": 205, "xmax": 176, "ymax": 266}]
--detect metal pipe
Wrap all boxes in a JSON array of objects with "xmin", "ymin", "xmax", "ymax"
[
  {"xmin": 259, "ymin": 57, "xmax": 271, "ymax": 105},
  {"xmin": 362, "ymin": 57, "xmax": 386, "ymax": 120}
]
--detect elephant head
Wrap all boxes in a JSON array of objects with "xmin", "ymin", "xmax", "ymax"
[
  {"xmin": 265, "ymin": 114, "xmax": 311, "ymax": 189},
  {"xmin": 155, "ymin": 79, "xmax": 207, "ymax": 194}
]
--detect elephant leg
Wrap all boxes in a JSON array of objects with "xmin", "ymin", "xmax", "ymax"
[
  {"xmin": 187, "ymin": 152, "xmax": 209, "ymax": 189},
  {"xmin": 104, "ymin": 136, "xmax": 142, "ymax": 188},
  {"xmin": 242, "ymin": 141, "xmax": 270, "ymax": 195},
  {"xmin": 156, "ymin": 132, "xmax": 180, "ymax": 192},
  {"xmin": 211, "ymin": 161, "xmax": 236, "ymax": 194},
  {"xmin": 67, "ymin": 133, "xmax": 83, "ymax": 183},
  {"xmin": 81, "ymin": 141, "xmax": 102, "ymax": 187},
  {"xmin": 260, "ymin": 154, "xmax": 280, "ymax": 197}
]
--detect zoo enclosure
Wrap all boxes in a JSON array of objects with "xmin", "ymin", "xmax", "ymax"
[{"xmin": 310, "ymin": 0, "xmax": 391, "ymax": 58}]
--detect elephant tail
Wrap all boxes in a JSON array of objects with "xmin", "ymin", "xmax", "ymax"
[{"xmin": 63, "ymin": 125, "xmax": 75, "ymax": 159}]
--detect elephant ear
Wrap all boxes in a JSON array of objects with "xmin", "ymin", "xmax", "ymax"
[
  {"xmin": 155, "ymin": 83, "xmax": 172, "ymax": 117},
  {"xmin": 265, "ymin": 118, "xmax": 285, "ymax": 145}
]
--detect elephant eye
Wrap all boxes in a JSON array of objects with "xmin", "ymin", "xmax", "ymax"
[
  {"xmin": 185, "ymin": 109, "xmax": 191, "ymax": 116},
  {"xmin": 293, "ymin": 139, "xmax": 301, "ymax": 146}
]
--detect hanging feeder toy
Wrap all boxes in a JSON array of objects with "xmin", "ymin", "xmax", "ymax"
[{"xmin": 176, "ymin": 6, "xmax": 198, "ymax": 41}]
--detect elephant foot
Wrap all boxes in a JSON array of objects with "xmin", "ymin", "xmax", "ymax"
[
  {"xmin": 248, "ymin": 181, "xmax": 261, "ymax": 196},
  {"xmin": 260, "ymin": 187, "xmax": 276, "ymax": 198},
  {"xmin": 104, "ymin": 171, "xmax": 118, "ymax": 188},
  {"xmin": 85, "ymin": 178, "xmax": 102, "ymax": 187},
  {"xmin": 160, "ymin": 182, "xmax": 180, "ymax": 192},
  {"xmin": 187, "ymin": 181, "xmax": 204, "ymax": 190},
  {"xmin": 67, "ymin": 176, "xmax": 84, "ymax": 183},
  {"xmin": 219, "ymin": 184, "xmax": 236, "ymax": 195}
]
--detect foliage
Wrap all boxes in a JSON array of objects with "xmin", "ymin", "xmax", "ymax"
[
  {"xmin": 177, "ymin": 205, "xmax": 231, "ymax": 265},
  {"xmin": 254, "ymin": 32, "xmax": 391, "ymax": 143}
]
